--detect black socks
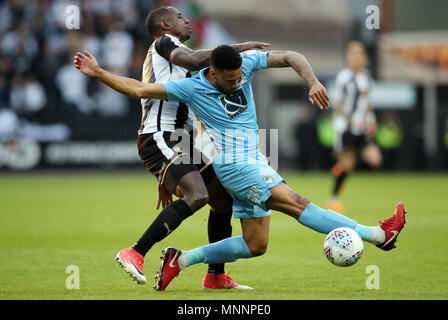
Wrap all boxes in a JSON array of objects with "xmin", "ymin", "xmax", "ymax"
[
  {"xmin": 332, "ymin": 164, "xmax": 347, "ymax": 197},
  {"xmin": 132, "ymin": 199, "xmax": 233, "ymax": 276},
  {"xmin": 206, "ymin": 209, "xmax": 233, "ymax": 275},
  {"xmin": 132, "ymin": 199, "xmax": 193, "ymax": 256}
]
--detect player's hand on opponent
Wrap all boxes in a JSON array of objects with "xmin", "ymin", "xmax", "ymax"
[
  {"xmin": 308, "ymin": 81, "xmax": 330, "ymax": 110},
  {"xmin": 237, "ymin": 41, "xmax": 271, "ymax": 51},
  {"xmin": 74, "ymin": 50, "xmax": 99, "ymax": 77},
  {"xmin": 157, "ymin": 183, "xmax": 173, "ymax": 210}
]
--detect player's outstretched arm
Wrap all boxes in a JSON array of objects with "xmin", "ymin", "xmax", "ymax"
[
  {"xmin": 74, "ymin": 50, "xmax": 167, "ymax": 100},
  {"xmin": 267, "ymin": 51, "xmax": 330, "ymax": 110},
  {"xmin": 231, "ymin": 41, "xmax": 271, "ymax": 54},
  {"xmin": 170, "ymin": 42, "xmax": 270, "ymax": 71}
]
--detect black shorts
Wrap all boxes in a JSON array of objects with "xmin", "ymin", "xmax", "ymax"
[
  {"xmin": 137, "ymin": 131, "xmax": 215, "ymax": 186},
  {"xmin": 342, "ymin": 131, "xmax": 368, "ymax": 150},
  {"xmin": 334, "ymin": 130, "xmax": 371, "ymax": 153}
]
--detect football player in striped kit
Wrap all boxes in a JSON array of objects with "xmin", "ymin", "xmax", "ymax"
[
  {"xmin": 113, "ymin": 6, "xmax": 268, "ymax": 289},
  {"xmin": 329, "ymin": 41, "xmax": 382, "ymax": 212}
]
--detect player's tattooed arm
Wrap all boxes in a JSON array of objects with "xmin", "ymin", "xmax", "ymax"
[
  {"xmin": 74, "ymin": 50, "xmax": 168, "ymax": 100},
  {"xmin": 267, "ymin": 50, "xmax": 317, "ymax": 86},
  {"xmin": 267, "ymin": 50, "xmax": 330, "ymax": 110}
]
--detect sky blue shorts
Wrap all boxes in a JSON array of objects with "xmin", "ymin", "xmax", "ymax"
[{"xmin": 213, "ymin": 154, "xmax": 284, "ymax": 219}]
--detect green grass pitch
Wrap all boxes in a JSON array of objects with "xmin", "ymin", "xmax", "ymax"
[{"xmin": 0, "ymin": 170, "xmax": 447, "ymax": 300}]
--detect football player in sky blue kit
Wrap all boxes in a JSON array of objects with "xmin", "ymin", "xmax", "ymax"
[{"xmin": 74, "ymin": 45, "xmax": 406, "ymax": 291}]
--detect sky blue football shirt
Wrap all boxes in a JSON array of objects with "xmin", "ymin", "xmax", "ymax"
[
  {"xmin": 163, "ymin": 50, "xmax": 283, "ymax": 218},
  {"xmin": 163, "ymin": 50, "xmax": 268, "ymax": 165}
]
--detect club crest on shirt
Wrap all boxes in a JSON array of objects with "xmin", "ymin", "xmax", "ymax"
[
  {"xmin": 261, "ymin": 175, "xmax": 275, "ymax": 184},
  {"xmin": 219, "ymin": 88, "xmax": 248, "ymax": 120}
]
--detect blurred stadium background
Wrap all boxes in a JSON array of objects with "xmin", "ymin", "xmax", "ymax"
[{"xmin": 1, "ymin": 0, "xmax": 448, "ymax": 172}]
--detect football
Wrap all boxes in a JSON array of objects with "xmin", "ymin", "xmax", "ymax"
[{"xmin": 323, "ymin": 227, "xmax": 364, "ymax": 267}]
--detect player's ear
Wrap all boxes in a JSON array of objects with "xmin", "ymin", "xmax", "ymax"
[
  {"xmin": 160, "ymin": 20, "xmax": 170, "ymax": 32},
  {"xmin": 209, "ymin": 68, "xmax": 216, "ymax": 79}
]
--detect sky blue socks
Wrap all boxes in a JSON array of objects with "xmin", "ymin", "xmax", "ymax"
[
  {"xmin": 298, "ymin": 202, "xmax": 384, "ymax": 245},
  {"xmin": 298, "ymin": 202, "xmax": 357, "ymax": 232},
  {"xmin": 181, "ymin": 235, "xmax": 253, "ymax": 268},
  {"xmin": 178, "ymin": 202, "xmax": 385, "ymax": 270}
]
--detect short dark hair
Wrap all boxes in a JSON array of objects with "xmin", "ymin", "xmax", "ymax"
[
  {"xmin": 210, "ymin": 45, "xmax": 242, "ymax": 71},
  {"xmin": 145, "ymin": 6, "xmax": 172, "ymax": 37}
]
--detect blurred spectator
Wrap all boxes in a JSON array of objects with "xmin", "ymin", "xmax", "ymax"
[
  {"xmin": 1, "ymin": 18, "xmax": 39, "ymax": 73},
  {"xmin": 0, "ymin": 107, "xmax": 19, "ymax": 142},
  {"xmin": 94, "ymin": 82, "xmax": 130, "ymax": 118},
  {"xmin": 10, "ymin": 73, "xmax": 47, "ymax": 116},
  {"xmin": 81, "ymin": 16, "xmax": 102, "ymax": 56},
  {"xmin": 101, "ymin": 22, "xmax": 134, "ymax": 73},
  {"xmin": 0, "ymin": 1, "xmax": 14, "ymax": 34},
  {"xmin": 0, "ymin": 0, "xmax": 230, "ymax": 141},
  {"xmin": 56, "ymin": 58, "xmax": 94, "ymax": 114},
  {"xmin": 0, "ymin": 76, "xmax": 7, "ymax": 108}
]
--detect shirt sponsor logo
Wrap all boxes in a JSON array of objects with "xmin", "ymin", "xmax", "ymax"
[{"xmin": 219, "ymin": 88, "xmax": 248, "ymax": 120}]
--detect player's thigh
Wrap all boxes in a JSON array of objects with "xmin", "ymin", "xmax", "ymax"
[
  {"xmin": 240, "ymin": 215, "xmax": 270, "ymax": 256},
  {"xmin": 265, "ymin": 182, "xmax": 310, "ymax": 220},
  {"xmin": 336, "ymin": 149, "xmax": 357, "ymax": 172},
  {"xmin": 205, "ymin": 175, "xmax": 233, "ymax": 213},
  {"xmin": 163, "ymin": 157, "xmax": 208, "ymax": 202},
  {"xmin": 360, "ymin": 143, "xmax": 382, "ymax": 168}
]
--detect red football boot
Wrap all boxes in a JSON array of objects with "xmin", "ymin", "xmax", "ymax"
[
  {"xmin": 154, "ymin": 247, "xmax": 182, "ymax": 291},
  {"xmin": 115, "ymin": 247, "xmax": 147, "ymax": 284},
  {"xmin": 202, "ymin": 272, "xmax": 253, "ymax": 290},
  {"xmin": 377, "ymin": 202, "xmax": 407, "ymax": 251}
]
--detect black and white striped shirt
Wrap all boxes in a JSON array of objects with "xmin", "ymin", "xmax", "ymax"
[
  {"xmin": 139, "ymin": 34, "xmax": 196, "ymax": 135},
  {"xmin": 332, "ymin": 68, "xmax": 374, "ymax": 136}
]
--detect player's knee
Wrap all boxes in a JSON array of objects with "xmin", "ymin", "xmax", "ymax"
[
  {"xmin": 363, "ymin": 154, "xmax": 381, "ymax": 169},
  {"xmin": 246, "ymin": 239, "xmax": 268, "ymax": 257},
  {"xmin": 250, "ymin": 243, "xmax": 268, "ymax": 257},
  {"xmin": 187, "ymin": 191, "xmax": 209, "ymax": 211}
]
